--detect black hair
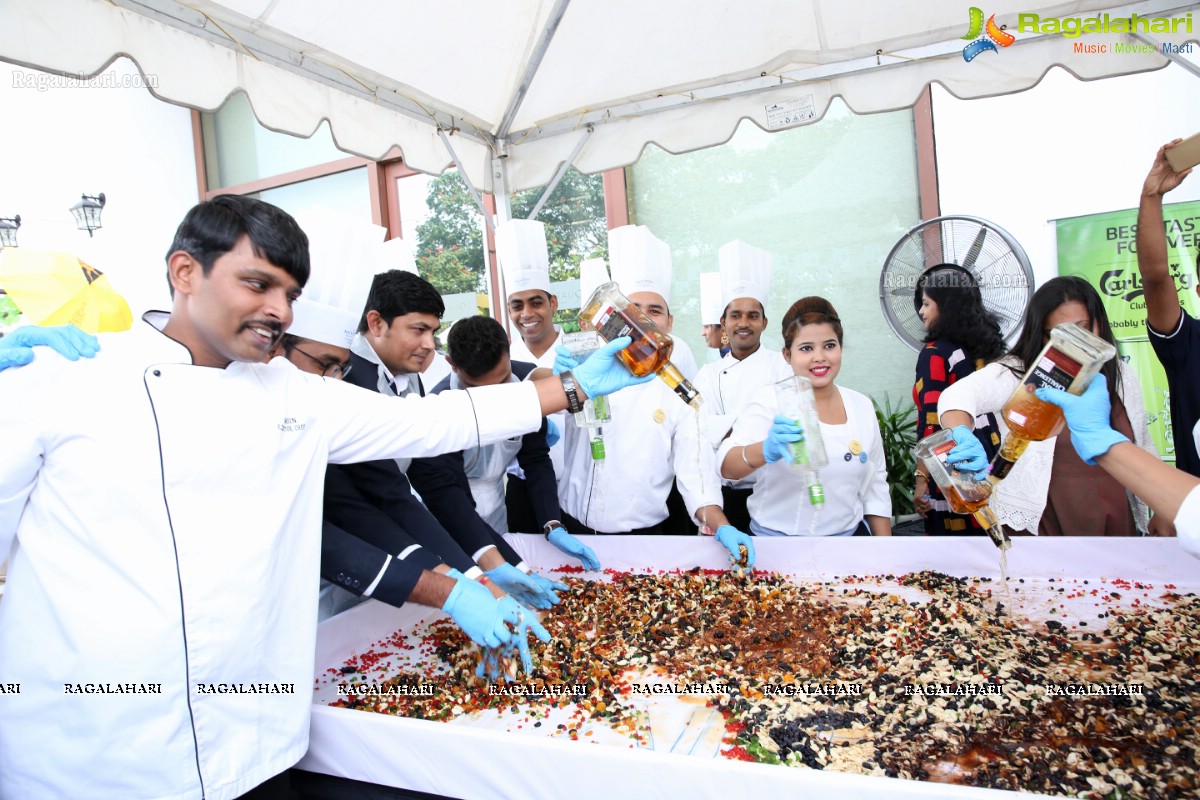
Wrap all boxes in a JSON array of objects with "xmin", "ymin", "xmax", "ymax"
[
  {"xmin": 446, "ymin": 315, "xmax": 509, "ymax": 378},
  {"xmin": 165, "ymin": 196, "xmax": 310, "ymax": 293},
  {"xmin": 358, "ymin": 270, "xmax": 445, "ymax": 333},
  {"xmin": 1006, "ymin": 275, "xmax": 1122, "ymax": 413},
  {"xmin": 915, "ymin": 265, "xmax": 1006, "ymax": 362},
  {"xmin": 782, "ymin": 296, "xmax": 843, "ymax": 348}
]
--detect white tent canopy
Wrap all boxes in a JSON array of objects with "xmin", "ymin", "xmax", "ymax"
[{"xmin": 3, "ymin": 0, "xmax": 1197, "ymax": 199}]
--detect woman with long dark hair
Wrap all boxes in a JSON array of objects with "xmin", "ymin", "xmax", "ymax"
[
  {"xmin": 938, "ymin": 276, "xmax": 1160, "ymax": 535},
  {"xmin": 911, "ymin": 265, "xmax": 1007, "ymax": 535}
]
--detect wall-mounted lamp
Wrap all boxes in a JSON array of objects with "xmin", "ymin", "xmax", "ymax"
[
  {"xmin": 70, "ymin": 193, "xmax": 106, "ymax": 237},
  {"xmin": 0, "ymin": 215, "xmax": 19, "ymax": 249}
]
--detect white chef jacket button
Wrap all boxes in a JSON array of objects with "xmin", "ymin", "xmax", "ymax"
[{"xmin": 153, "ymin": 370, "xmax": 161, "ymax": 377}]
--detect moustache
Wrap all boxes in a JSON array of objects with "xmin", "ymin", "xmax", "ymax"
[{"xmin": 240, "ymin": 320, "xmax": 283, "ymax": 341}]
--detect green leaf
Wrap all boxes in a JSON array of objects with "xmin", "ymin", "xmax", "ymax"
[{"xmin": 871, "ymin": 393, "xmax": 918, "ymax": 520}]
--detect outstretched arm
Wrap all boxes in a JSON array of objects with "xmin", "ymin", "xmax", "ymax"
[{"xmin": 1137, "ymin": 140, "xmax": 1192, "ymax": 334}]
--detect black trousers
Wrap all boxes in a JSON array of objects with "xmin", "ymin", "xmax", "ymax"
[{"xmin": 720, "ymin": 486, "xmax": 752, "ymax": 532}]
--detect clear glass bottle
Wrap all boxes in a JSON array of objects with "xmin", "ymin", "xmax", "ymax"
[
  {"xmin": 990, "ymin": 322, "xmax": 1117, "ymax": 481},
  {"xmin": 773, "ymin": 375, "xmax": 827, "ymax": 506},
  {"xmin": 560, "ymin": 331, "xmax": 611, "ymax": 460},
  {"xmin": 916, "ymin": 429, "xmax": 1010, "ymax": 550},
  {"xmin": 579, "ymin": 282, "xmax": 702, "ymax": 408}
]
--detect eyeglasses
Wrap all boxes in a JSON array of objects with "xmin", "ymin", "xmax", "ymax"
[{"xmin": 291, "ymin": 346, "xmax": 352, "ymax": 379}]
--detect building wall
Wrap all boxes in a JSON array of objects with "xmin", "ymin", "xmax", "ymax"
[
  {"xmin": 934, "ymin": 60, "xmax": 1200, "ymax": 286},
  {"xmin": 0, "ymin": 60, "xmax": 198, "ymax": 317}
]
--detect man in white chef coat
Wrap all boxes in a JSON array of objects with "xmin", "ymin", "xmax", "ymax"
[
  {"xmin": 499, "ymin": 219, "xmax": 572, "ymax": 532},
  {"xmin": 0, "ymin": 196, "xmax": 647, "ymax": 800},
  {"xmin": 693, "ymin": 241, "xmax": 792, "ymax": 531},
  {"xmin": 699, "ymin": 271, "xmax": 728, "ymax": 362},
  {"xmin": 556, "ymin": 226, "xmax": 751, "ymax": 566}
]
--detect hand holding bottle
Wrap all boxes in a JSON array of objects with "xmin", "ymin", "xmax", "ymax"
[
  {"xmin": 570, "ymin": 336, "xmax": 655, "ymax": 399},
  {"xmin": 1035, "ymin": 375, "xmax": 1128, "ymax": 465},
  {"xmin": 762, "ymin": 416, "xmax": 804, "ymax": 464},
  {"xmin": 0, "ymin": 324, "xmax": 99, "ymax": 371},
  {"xmin": 547, "ymin": 527, "xmax": 601, "ymax": 571},
  {"xmin": 946, "ymin": 426, "xmax": 988, "ymax": 476}
]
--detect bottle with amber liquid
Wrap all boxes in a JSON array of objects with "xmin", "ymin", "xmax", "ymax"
[
  {"xmin": 916, "ymin": 430, "xmax": 1010, "ymax": 550},
  {"xmin": 989, "ymin": 322, "xmax": 1117, "ymax": 482},
  {"xmin": 579, "ymin": 282, "xmax": 702, "ymax": 408}
]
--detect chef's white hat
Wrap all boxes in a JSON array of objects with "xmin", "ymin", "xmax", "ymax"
[
  {"xmin": 719, "ymin": 240, "xmax": 773, "ymax": 311},
  {"xmin": 578, "ymin": 257, "xmax": 610, "ymax": 306},
  {"xmin": 496, "ymin": 219, "xmax": 551, "ymax": 296},
  {"xmin": 290, "ymin": 207, "xmax": 386, "ymax": 349},
  {"xmin": 608, "ymin": 225, "xmax": 672, "ymax": 303},
  {"xmin": 378, "ymin": 236, "xmax": 418, "ymax": 275},
  {"xmin": 699, "ymin": 272, "xmax": 723, "ymax": 325}
]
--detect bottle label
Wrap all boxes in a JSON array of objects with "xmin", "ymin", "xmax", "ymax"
[
  {"xmin": 590, "ymin": 439, "xmax": 605, "ymax": 460},
  {"xmin": 1026, "ymin": 346, "xmax": 1082, "ymax": 393},
  {"xmin": 808, "ymin": 482, "xmax": 825, "ymax": 506},
  {"xmin": 590, "ymin": 304, "xmax": 635, "ymax": 343},
  {"xmin": 990, "ymin": 454, "xmax": 1016, "ymax": 480}
]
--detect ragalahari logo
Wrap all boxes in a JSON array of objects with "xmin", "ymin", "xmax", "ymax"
[{"xmin": 962, "ymin": 7, "xmax": 1016, "ymax": 61}]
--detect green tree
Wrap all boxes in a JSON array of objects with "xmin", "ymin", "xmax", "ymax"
[{"xmin": 415, "ymin": 171, "xmax": 486, "ymax": 295}]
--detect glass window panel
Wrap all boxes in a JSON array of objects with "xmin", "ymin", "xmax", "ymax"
[
  {"xmin": 397, "ymin": 170, "xmax": 489, "ymax": 332},
  {"xmin": 249, "ymin": 168, "xmax": 370, "ymax": 222},
  {"xmin": 627, "ymin": 100, "xmax": 921, "ymax": 404},
  {"xmin": 202, "ymin": 93, "xmax": 349, "ymax": 189},
  {"xmin": 510, "ymin": 169, "xmax": 608, "ymax": 332}
]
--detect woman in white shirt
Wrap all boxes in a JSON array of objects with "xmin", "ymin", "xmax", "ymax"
[
  {"xmin": 938, "ymin": 277, "xmax": 1159, "ymax": 536},
  {"xmin": 718, "ymin": 297, "xmax": 892, "ymax": 536}
]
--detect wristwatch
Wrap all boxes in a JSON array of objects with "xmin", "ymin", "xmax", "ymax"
[
  {"xmin": 543, "ymin": 520, "xmax": 564, "ymax": 538},
  {"xmin": 559, "ymin": 370, "xmax": 583, "ymax": 415}
]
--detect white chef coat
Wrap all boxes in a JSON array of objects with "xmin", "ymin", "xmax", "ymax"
[
  {"xmin": 509, "ymin": 324, "xmax": 568, "ymax": 498},
  {"xmin": 559, "ymin": 378, "xmax": 723, "ymax": 532},
  {"xmin": 669, "ymin": 334, "xmax": 699, "ymax": 381},
  {"xmin": 446, "ymin": 371, "xmax": 526, "ymax": 531},
  {"xmin": 693, "ymin": 346, "xmax": 793, "ymax": 488},
  {"xmin": 0, "ymin": 315, "xmax": 542, "ymax": 800},
  {"xmin": 718, "ymin": 385, "xmax": 891, "ymax": 536}
]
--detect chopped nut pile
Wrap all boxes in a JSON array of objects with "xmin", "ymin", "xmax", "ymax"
[{"xmin": 329, "ymin": 569, "xmax": 1200, "ymax": 797}]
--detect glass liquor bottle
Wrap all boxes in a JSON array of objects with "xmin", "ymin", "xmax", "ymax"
[
  {"xmin": 560, "ymin": 331, "xmax": 612, "ymax": 460},
  {"xmin": 916, "ymin": 429, "xmax": 1010, "ymax": 550},
  {"xmin": 990, "ymin": 323, "xmax": 1117, "ymax": 482},
  {"xmin": 579, "ymin": 282, "xmax": 702, "ymax": 408},
  {"xmin": 773, "ymin": 375, "xmax": 828, "ymax": 506}
]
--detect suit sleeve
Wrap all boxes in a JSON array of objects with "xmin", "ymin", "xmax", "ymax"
[
  {"xmin": 321, "ymin": 520, "xmax": 429, "ymax": 607},
  {"xmin": 329, "ymin": 460, "xmax": 475, "ymax": 572},
  {"xmin": 407, "ymin": 453, "xmax": 523, "ymax": 565},
  {"xmin": 514, "ymin": 419, "xmax": 561, "ymax": 528}
]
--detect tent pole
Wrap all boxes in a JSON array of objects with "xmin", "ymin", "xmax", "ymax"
[
  {"xmin": 496, "ymin": 0, "xmax": 573, "ymax": 139},
  {"xmin": 437, "ymin": 127, "xmax": 494, "ymax": 231},
  {"xmin": 1134, "ymin": 34, "xmax": 1200, "ymax": 78},
  {"xmin": 492, "ymin": 143, "xmax": 514, "ymax": 330},
  {"xmin": 527, "ymin": 125, "xmax": 593, "ymax": 221}
]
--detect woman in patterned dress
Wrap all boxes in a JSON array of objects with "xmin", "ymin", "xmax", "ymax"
[{"xmin": 912, "ymin": 265, "xmax": 1007, "ymax": 534}]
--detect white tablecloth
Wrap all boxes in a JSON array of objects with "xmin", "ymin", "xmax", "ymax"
[{"xmin": 297, "ymin": 535, "xmax": 1200, "ymax": 799}]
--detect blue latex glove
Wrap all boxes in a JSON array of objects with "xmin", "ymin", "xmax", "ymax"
[
  {"xmin": 486, "ymin": 563, "xmax": 555, "ymax": 610},
  {"xmin": 570, "ymin": 336, "xmax": 655, "ymax": 399},
  {"xmin": 715, "ymin": 525, "xmax": 755, "ymax": 571},
  {"xmin": 547, "ymin": 527, "xmax": 601, "ymax": 571},
  {"xmin": 441, "ymin": 574, "xmax": 518, "ymax": 649},
  {"xmin": 525, "ymin": 570, "xmax": 569, "ymax": 607},
  {"xmin": 502, "ymin": 596, "xmax": 551, "ymax": 675},
  {"xmin": 544, "ymin": 417, "xmax": 561, "ymax": 447},
  {"xmin": 552, "ymin": 345, "xmax": 579, "ymax": 376},
  {"xmin": 1035, "ymin": 374, "xmax": 1128, "ymax": 465},
  {"xmin": 946, "ymin": 425, "xmax": 989, "ymax": 476},
  {"xmin": 762, "ymin": 415, "xmax": 804, "ymax": 464},
  {"xmin": 0, "ymin": 324, "xmax": 99, "ymax": 371}
]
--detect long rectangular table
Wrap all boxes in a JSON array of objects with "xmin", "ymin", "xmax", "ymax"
[{"xmin": 296, "ymin": 535, "xmax": 1200, "ymax": 799}]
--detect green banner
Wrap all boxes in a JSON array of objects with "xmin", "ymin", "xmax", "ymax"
[{"xmin": 1056, "ymin": 200, "xmax": 1200, "ymax": 464}]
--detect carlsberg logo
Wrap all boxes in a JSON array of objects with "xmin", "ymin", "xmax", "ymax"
[{"xmin": 1018, "ymin": 13, "xmax": 1192, "ymax": 38}]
